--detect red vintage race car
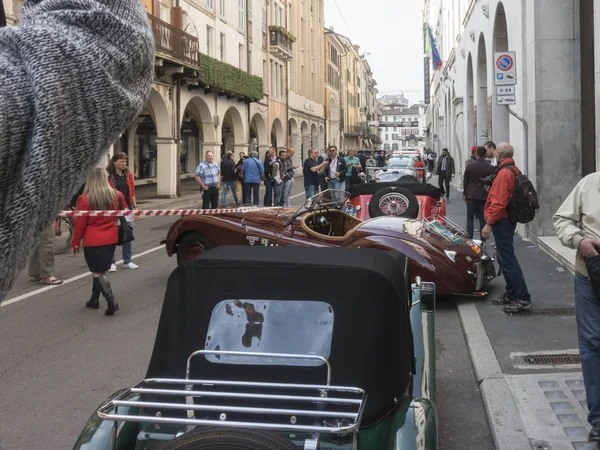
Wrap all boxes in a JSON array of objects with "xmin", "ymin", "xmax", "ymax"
[
  {"xmin": 343, "ymin": 178, "xmax": 447, "ymax": 220},
  {"xmin": 163, "ymin": 190, "xmax": 495, "ymax": 296}
]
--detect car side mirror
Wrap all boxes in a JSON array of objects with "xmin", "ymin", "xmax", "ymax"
[{"xmin": 382, "ymin": 168, "xmax": 388, "ymax": 172}]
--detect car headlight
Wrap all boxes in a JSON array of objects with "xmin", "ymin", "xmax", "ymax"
[{"xmin": 444, "ymin": 250, "xmax": 458, "ymax": 262}]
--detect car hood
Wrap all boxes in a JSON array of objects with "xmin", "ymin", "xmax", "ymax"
[{"xmin": 356, "ymin": 216, "xmax": 484, "ymax": 259}]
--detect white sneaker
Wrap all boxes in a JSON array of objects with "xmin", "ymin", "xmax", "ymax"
[
  {"xmin": 124, "ymin": 262, "xmax": 139, "ymax": 270},
  {"xmin": 108, "ymin": 264, "xmax": 117, "ymax": 272}
]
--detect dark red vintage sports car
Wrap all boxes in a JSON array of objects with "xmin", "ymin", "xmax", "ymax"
[
  {"xmin": 343, "ymin": 178, "xmax": 447, "ymax": 221},
  {"xmin": 164, "ymin": 190, "xmax": 495, "ymax": 296}
]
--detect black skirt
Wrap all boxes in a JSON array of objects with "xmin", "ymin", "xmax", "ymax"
[{"xmin": 84, "ymin": 245, "xmax": 116, "ymax": 273}]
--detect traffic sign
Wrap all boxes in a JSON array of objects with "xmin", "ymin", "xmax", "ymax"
[
  {"xmin": 497, "ymin": 95, "xmax": 516, "ymax": 106},
  {"xmin": 494, "ymin": 51, "xmax": 517, "ymax": 86},
  {"xmin": 496, "ymin": 86, "xmax": 515, "ymax": 95}
]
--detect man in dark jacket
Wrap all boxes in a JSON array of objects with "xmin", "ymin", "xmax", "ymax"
[
  {"xmin": 323, "ymin": 146, "xmax": 347, "ymax": 202},
  {"xmin": 436, "ymin": 148, "xmax": 455, "ymax": 199},
  {"xmin": 463, "ymin": 146, "xmax": 495, "ymax": 239},
  {"xmin": 482, "ymin": 142, "xmax": 532, "ymax": 312},
  {"xmin": 220, "ymin": 152, "xmax": 239, "ymax": 206}
]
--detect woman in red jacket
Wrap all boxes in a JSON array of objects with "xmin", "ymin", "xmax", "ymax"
[
  {"xmin": 72, "ymin": 168, "xmax": 126, "ymax": 316},
  {"xmin": 107, "ymin": 152, "xmax": 138, "ymax": 272}
]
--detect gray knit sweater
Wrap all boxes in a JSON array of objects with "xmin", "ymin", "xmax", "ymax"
[{"xmin": 0, "ymin": 0, "xmax": 154, "ymax": 301}]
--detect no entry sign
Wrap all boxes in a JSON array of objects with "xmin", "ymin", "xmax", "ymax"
[{"xmin": 494, "ymin": 51, "xmax": 517, "ymax": 86}]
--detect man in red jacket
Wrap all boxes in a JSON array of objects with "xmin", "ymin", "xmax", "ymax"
[{"xmin": 481, "ymin": 142, "xmax": 532, "ymax": 313}]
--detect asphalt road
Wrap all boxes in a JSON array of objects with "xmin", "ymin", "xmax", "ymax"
[{"xmin": 0, "ymin": 180, "xmax": 494, "ymax": 450}]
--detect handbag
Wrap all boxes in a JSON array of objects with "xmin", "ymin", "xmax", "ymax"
[{"xmin": 117, "ymin": 195, "xmax": 134, "ymax": 246}]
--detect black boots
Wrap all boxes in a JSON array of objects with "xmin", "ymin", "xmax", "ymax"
[
  {"xmin": 86, "ymin": 281, "xmax": 100, "ymax": 309},
  {"xmin": 94, "ymin": 276, "xmax": 120, "ymax": 316}
]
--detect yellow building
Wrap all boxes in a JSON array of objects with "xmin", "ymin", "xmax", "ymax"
[{"xmin": 287, "ymin": 0, "xmax": 325, "ymax": 167}]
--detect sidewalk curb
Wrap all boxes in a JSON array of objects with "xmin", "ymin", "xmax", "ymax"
[{"xmin": 457, "ymin": 300, "xmax": 532, "ymax": 450}]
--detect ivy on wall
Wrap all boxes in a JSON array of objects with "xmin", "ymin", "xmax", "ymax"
[
  {"xmin": 197, "ymin": 53, "xmax": 263, "ymax": 102},
  {"xmin": 268, "ymin": 25, "xmax": 296, "ymax": 43}
]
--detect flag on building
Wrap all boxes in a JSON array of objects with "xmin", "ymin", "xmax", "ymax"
[{"xmin": 424, "ymin": 24, "xmax": 443, "ymax": 71}]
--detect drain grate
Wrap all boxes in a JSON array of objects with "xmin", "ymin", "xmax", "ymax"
[
  {"xmin": 505, "ymin": 307, "xmax": 576, "ymax": 317},
  {"xmin": 523, "ymin": 354, "xmax": 581, "ymax": 365}
]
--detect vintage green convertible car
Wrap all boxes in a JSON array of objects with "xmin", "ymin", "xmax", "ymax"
[{"xmin": 73, "ymin": 246, "xmax": 437, "ymax": 449}]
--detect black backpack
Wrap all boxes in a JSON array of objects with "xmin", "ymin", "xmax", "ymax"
[{"xmin": 503, "ymin": 164, "xmax": 539, "ymax": 224}]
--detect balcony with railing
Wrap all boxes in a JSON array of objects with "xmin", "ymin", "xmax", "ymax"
[
  {"xmin": 148, "ymin": 13, "xmax": 199, "ymax": 68},
  {"xmin": 269, "ymin": 26, "xmax": 294, "ymax": 61}
]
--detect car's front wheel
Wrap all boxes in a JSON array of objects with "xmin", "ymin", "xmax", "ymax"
[
  {"xmin": 176, "ymin": 232, "xmax": 212, "ymax": 266},
  {"xmin": 162, "ymin": 427, "xmax": 297, "ymax": 450}
]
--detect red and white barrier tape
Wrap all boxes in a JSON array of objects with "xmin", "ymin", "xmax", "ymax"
[{"xmin": 58, "ymin": 206, "xmax": 281, "ymax": 217}]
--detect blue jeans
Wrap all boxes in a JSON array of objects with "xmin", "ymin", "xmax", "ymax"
[
  {"xmin": 112, "ymin": 241, "xmax": 132, "ymax": 265},
  {"xmin": 492, "ymin": 218, "xmax": 530, "ymax": 300},
  {"xmin": 221, "ymin": 181, "xmax": 239, "ymax": 206},
  {"xmin": 274, "ymin": 182, "xmax": 284, "ymax": 206},
  {"xmin": 305, "ymin": 184, "xmax": 317, "ymax": 200},
  {"xmin": 575, "ymin": 273, "xmax": 600, "ymax": 426},
  {"xmin": 466, "ymin": 199, "xmax": 486, "ymax": 239},
  {"xmin": 244, "ymin": 182, "xmax": 260, "ymax": 205},
  {"xmin": 264, "ymin": 179, "xmax": 274, "ymax": 206},
  {"xmin": 328, "ymin": 179, "xmax": 343, "ymax": 202},
  {"xmin": 345, "ymin": 177, "xmax": 353, "ymax": 191}
]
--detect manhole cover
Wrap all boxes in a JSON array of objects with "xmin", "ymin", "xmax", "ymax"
[
  {"xmin": 523, "ymin": 353, "xmax": 581, "ymax": 365},
  {"xmin": 505, "ymin": 307, "xmax": 576, "ymax": 317}
]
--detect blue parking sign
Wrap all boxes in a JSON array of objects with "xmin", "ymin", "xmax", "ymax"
[{"xmin": 496, "ymin": 73, "xmax": 504, "ymax": 80}]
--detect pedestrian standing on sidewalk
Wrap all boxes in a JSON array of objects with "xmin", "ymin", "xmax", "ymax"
[
  {"xmin": 107, "ymin": 153, "xmax": 138, "ymax": 271},
  {"xmin": 220, "ymin": 152, "xmax": 239, "ymax": 206},
  {"xmin": 484, "ymin": 141, "xmax": 498, "ymax": 167},
  {"xmin": 263, "ymin": 147, "xmax": 276, "ymax": 206},
  {"xmin": 463, "ymin": 146, "xmax": 495, "ymax": 239},
  {"xmin": 436, "ymin": 148, "xmax": 455, "ymax": 199},
  {"xmin": 465, "ymin": 146, "xmax": 477, "ymax": 169},
  {"xmin": 323, "ymin": 146, "xmax": 347, "ymax": 202},
  {"xmin": 481, "ymin": 142, "xmax": 532, "ymax": 312},
  {"xmin": 272, "ymin": 153, "xmax": 285, "ymax": 206},
  {"xmin": 195, "ymin": 151, "xmax": 220, "ymax": 210},
  {"xmin": 235, "ymin": 152, "xmax": 247, "ymax": 204},
  {"xmin": 72, "ymin": 168, "xmax": 126, "ymax": 316},
  {"xmin": 343, "ymin": 150, "xmax": 361, "ymax": 191},
  {"xmin": 282, "ymin": 149, "xmax": 297, "ymax": 207},
  {"xmin": 553, "ymin": 171, "xmax": 600, "ymax": 442},
  {"xmin": 303, "ymin": 148, "xmax": 329, "ymax": 200},
  {"xmin": 28, "ymin": 223, "xmax": 63, "ymax": 286},
  {"xmin": 242, "ymin": 151, "xmax": 264, "ymax": 205}
]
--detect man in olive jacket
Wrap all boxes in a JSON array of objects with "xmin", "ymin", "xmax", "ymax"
[{"xmin": 462, "ymin": 146, "xmax": 495, "ymax": 239}]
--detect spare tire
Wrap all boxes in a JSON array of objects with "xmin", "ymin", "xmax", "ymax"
[
  {"xmin": 162, "ymin": 427, "xmax": 297, "ymax": 450},
  {"xmin": 368, "ymin": 186, "xmax": 419, "ymax": 219}
]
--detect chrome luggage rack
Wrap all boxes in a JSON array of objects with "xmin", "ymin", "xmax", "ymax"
[
  {"xmin": 422, "ymin": 215, "xmax": 470, "ymax": 244},
  {"xmin": 97, "ymin": 350, "xmax": 367, "ymax": 435}
]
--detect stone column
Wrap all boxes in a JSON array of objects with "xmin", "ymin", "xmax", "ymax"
[
  {"xmin": 527, "ymin": 0, "xmax": 582, "ymax": 237},
  {"xmin": 594, "ymin": 0, "xmax": 600, "ymax": 169},
  {"xmin": 156, "ymin": 137, "xmax": 177, "ymax": 198}
]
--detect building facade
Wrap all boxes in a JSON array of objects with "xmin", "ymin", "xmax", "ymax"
[
  {"xmin": 379, "ymin": 100, "xmax": 425, "ymax": 153},
  {"xmin": 423, "ymin": 0, "xmax": 599, "ymax": 239},
  {"xmin": 324, "ymin": 28, "xmax": 345, "ymax": 149}
]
